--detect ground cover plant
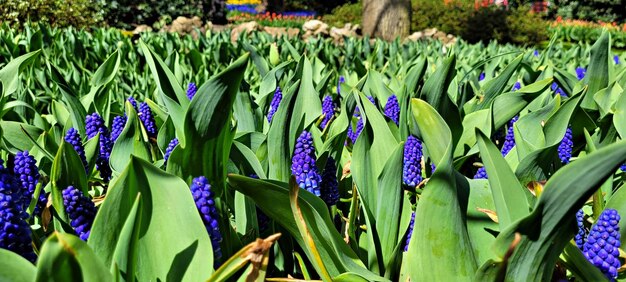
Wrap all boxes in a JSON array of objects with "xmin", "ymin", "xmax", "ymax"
[{"xmin": 0, "ymin": 24, "xmax": 625, "ymax": 281}]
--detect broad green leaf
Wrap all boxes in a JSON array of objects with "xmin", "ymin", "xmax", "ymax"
[
  {"xmin": 50, "ymin": 142, "xmax": 89, "ymax": 221},
  {"xmin": 476, "ymin": 131, "xmax": 530, "ymax": 228},
  {"xmin": 406, "ymin": 99, "xmax": 477, "ymax": 281},
  {"xmin": 0, "ymin": 248, "xmax": 36, "ymax": 282},
  {"xmin": 109, "ymin": 103, "xmax": 151, "ymax": 172},
  {"xmin": 89, "ymin": 157, "xmax": 213, "ymax": 281},
  {"xmin": 582, "ymin": 30, "xmax": 610, "ymax": 110},
  {"xmin": 0, "ymin": 50, "xmax": 41, "ymax": 95},
  {"xmin": 228, "ymin": 175, "xmax": 385, "ymax": 281},
  {"xmin": 36, "ymin": 232, "xmax": 112, "ymax": 282}
]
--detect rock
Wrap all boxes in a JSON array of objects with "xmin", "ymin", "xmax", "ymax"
[
  {"xmin": 231, "ymin": 21, "xmax": 261, "ymax": 42},
  {"xmin": 423, "ymin": 28, "xmax": 438, "ymax": 37},
  {"xmin": 406, "ymin": 31, "xmax": 423, "ymax": 41},
  {"xmin": 303, "ymin": 20, "xmax": 324, "ymax": 32},
  {"xmin": 330, "ymin": 23, "xmax": 357, "ymax": 44},
  {"xmin": 433, "ymin": 31, "xmax": 447, "ymax": 40},
  {"xmin": 132, "ymin": 24, "xmax": 152, "ymax": 34},
  {"xmin": 168, "ymin": 16, "xmax": 203, "ymax": 35}
]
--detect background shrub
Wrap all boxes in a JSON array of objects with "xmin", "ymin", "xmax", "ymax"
[
  {"xmin": 548, "ymin": 0, "xmax": 625, "ymax": 23},
  {"xmin": 322, "ymin": 1, "xmax": 362, "ymax": 27},
  {"xmin": 0, "ymin": 0, "xmax": 103, "ymax": 28},
  {"xmin": 102, "ymin": 0, "xmax": 224, "ymax": 29}
]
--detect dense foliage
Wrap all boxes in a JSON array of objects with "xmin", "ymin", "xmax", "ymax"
[
  {"xmin": 549, "ymin": 0, "xmax": 626, "ymax": 23},
  {"xmin": 0, "ymin": 0, "xmax": 104, "ymax": 28},
  {"xmin": 0, "ymin": 24, "xmax": 625, "ymax": 281}
]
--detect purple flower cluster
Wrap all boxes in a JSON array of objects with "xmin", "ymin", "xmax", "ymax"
[
  {"xmin": 403, "ymin": 136, "xmax": 423, "ymax": 187},
  {"xmin": 501, "ymin": 116, "xmax": 518, "ymax": 156},
  {"xmin": 187, "ymin": 82, "xmax": 197, "ymax": 100},
  {"xmin": 267, "ymin": 87, "xmax": 282, "ymax": 123},
  {"xmin": 291, "ymin": 131, "xmax": 322, "ymax": 197},
  {"xmin": 473, "ymin": 167, "xmax": 488, "ymax": 179},
  {"xmin": 320, "ymin": 157, "xmax": 339, "ymax": 206},
  {"xmin": 575, "ymin": 209, "xmax": 587, "ymax": 250},
  {"xmin": 111, "ymin": 115, "xmax": 127, "ymax": 142},
  {"xmin": 384, "ymin": 94, "xmax": 400, "ymax": 125},
  {"xmin": 138, "ymin": 102, "xmax": 157, "ymax": 138},
  {"xmin": 512, "ymin": 82, "xmax": 521, "ymax": 91},
  {"xmin": 576, "ymin": 67, "xmax": 586, "ymax": 81},
  {"xmin": 347, "ymin": 96, "xmax": 376, "ymax": 144},
  {"xmin": 85, "ymin": 113, "xmax": 112, "ymax": 181},
  {"xmin": 64, "ymin": 128, "xmax": 88, "ymax": 171},
  {"xmin": 163, "ymin": 138, "xmax": 179, "ymax": 166},
  {"xmin": 320, "ymin": 96, "xmax": 336, "ymax": 129},
  {"xmin": 14, "ymin": 151, "xmax": 45, "ymax": 214},
  {"xmin": 0, "ymin": 191, "xmax": 35, "ymax": 261},
  {"xmin": 582, "ymin": 209, "xmax": 621, "ymax": 280},
  {"xmin": 190, "ymin": 176, "xmax": 222, "ymax": 262},
  {"xmin": 337, "ymin": 76, "xmax": 345, "ymax": 95},
  {"xmin": 551, "ymin": 82, "xmax": 567, "ymax": 97},
  {"xmin": 558, "ymin": 126, "xmax": 573, "ymax": 164},
  {"xmin": 62, "ymin": 186, "xmax": 97, "ymax": 241}
]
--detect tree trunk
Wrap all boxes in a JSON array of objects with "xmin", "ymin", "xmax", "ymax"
[{"xmin": 362, "ymin": 0, "xmax": 412, "ymax": 41}]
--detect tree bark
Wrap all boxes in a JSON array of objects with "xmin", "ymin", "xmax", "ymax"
[{"xmin": 362, "ymin": 0, "xmax": 412, "ymax": 41}]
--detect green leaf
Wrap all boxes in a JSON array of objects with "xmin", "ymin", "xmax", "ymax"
[
  {"xmin": 476, "ymin": 130, "xmax": 530, "ymax": 229},
  {"xmin": 0, "ymin": 248, "xmax": 36, "ymax": 282},
  {"xmin": 111, "ymin": 194, "xmax": 142, "ymax": 281},
  {"xmin": 36, "ymin": 232, "xmax": 112, "ymax": 282},
  {"xmin": 81, "ymin": 49, "xmax": 121, "ymax": 110},
  {"xmin": 406, "ymin": 99, "xmax": 477, "ymax": 281},
  {"xmin": 228, "ymin": 175, "xmax": 385, "ymax": 281},
  {"xmin": 0, "ymin": 50, "xmax": 41, "ymax": 96},
  {"xmin": 1, "ymin": 121, "xmax": 43, "ymax": 153},
  {"xmin": 582, "ymin": 30, "xmax": 610, "ymax": 110},
  {"xmin": 109, "ymin": 103, "xmax": 151, "ymax": 172},
  {"xmin": 89, "ymin": 157, "xmax": 213, "ymax": 281},
  {"xmin": 50, "ymin": 142, "xmax": 89, "ymax": 220},
  {"xmin": 500, "ymin": 140, "xmax": 626, "ymax": 280}
]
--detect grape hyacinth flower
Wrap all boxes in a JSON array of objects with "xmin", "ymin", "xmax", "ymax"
[
  {"xmin": 347, "ymin": 96, "xmax": 376, "ymax": 144},
  {"xmin": 127, "ymin": 97, "xmax": 138, "ymax": 111},
  {"xmin": 576, "ymin": 67, "xmax": 586, "ymax": 81},
  {"xmin": 337, "ymin": 76, "xmax": 345, "ymax": 95},
  {"xmin": 621, "ymin": 164, "xmax": 626, "ymax": 172},
  {"xmin": 14, "ymin": 151, "xmax": 45, "ymax": 214},
  {"xmin": 479, "ymin": 72, "xmax": 486, "ymax": 81},
  {"xmin": 187, "ymin": 82, "xmax": 197, "ymax": 100},
  {"xmin": 320, "ymin": 157, "xmax": 339, "ymax": 206},
  {"xmin": 267, "ymin": 87, "xmax": 282, "ymax": 123},
  {"xmin": 291, "ymin": 131, "xmax": 322, "ymax": 197},
  {"xmin": 512, "ymin": 82, "xmax": 521, "ymax": 91},
  {"xmin": 163, "ymin": 138, "xmax": 179, "ymax": 165},
  {"xmin": 582, "ymin": 209, "xmax": 621, "ymax": 280},
  {"xmin": 190, "ymin": 176, "xmax": 222, "ymax": 262},
  {"xmin": 474, "ymin": 167, "xmax": 488, "ymax": 179},
  {"xmin": 320, "ymin": 95, "xmax": 336, "ymax": 129},
  {"xmin": 501, "ymin": 116, "xmax": 518, "ymax": 156},
  {"xmin": 404, "ymin": 212, "xmax": 415, "ymax": 252},
  {"xmin": 138, "ymin": 102, "xmax": 157, "ymax": 138},
  {"xmin": 64, "ymin": 128, "xmax": 88, "ymax": 171},
  {"xmin": 615, "ymin": 55, "xmax": 620, "ymax": 65},
  {"xmin": 62, "ymin": 186, "xmax": 97, "ymax": 241},
  {"xmin": 533, "ymin": 50, "xmax": 540, "ymax": 57},
  {"xmin": 551, "ymin": 82, "xmax": 567, "ymax": 97},
  {"xmin": 575, "ymin": 209, "xmax": 587, "ymax": 250},
  {"xmin": 85, "ymin": 113, "xmax": 113, "ymax": 181},
  {"xmin": 384, "ymin": 94, "xmax": 400, "ymax": 125},
  {"xmin": 0, "ymin": 192, "xmax": 36, "ymax": 262},
  {"xmin": 403, "ymin": 136, "xmax": 423, "ymax": 187},
  {"xmin": 558, "ymin": 126, "xmax": 573, "ymax": 164},
  {"xmin": 111, "ymin": 115, "xmax": 127, "ymax": 142}
]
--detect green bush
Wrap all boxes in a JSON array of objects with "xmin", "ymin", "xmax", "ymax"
[
  {"xmin": 322, "ymin": 1, "xmax": 362, "ymax": 27},
  {"xmin": 102, "ymin": 0, "xmax": 226, "ymax": 29},
  {"xmin": 548, "ymin": 0, "xmax": 626, "ymax": 23},
  {"xmin": 0, "ymin": 0, "xmax": 103, "ymax": 28},
  {"xmin": 411, "ymin": 0, "xmax": 548, "ymax": 45}
]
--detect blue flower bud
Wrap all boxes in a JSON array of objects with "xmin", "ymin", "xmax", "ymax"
[
  {"xmin": 187, "ymin": 82, "xmax": 197, "ymax": 100},
  {"xmin": 558, "ymin": 126, "xmax": 573, "ymax": 164},
  {"xmin": 384, "ymin": 94, "xmax": 400, "ymax": 125},
  {"xmin": 163, "ymin": 138, "xmax": 179, "ymax": 165},
  {"xmin": 111, "ymin": 115, "xmax": 127, "ymax": 142},
  {"xmin": 320, "ymin": 157, "xmax": 339, "ymax": 206},
  {"xmin": 14, "ymin": 151, "xmax": 45, "ymax": 214},
  {"xmin": 62, "ymin": 186, "xmax": 97, "ymax": 241},
  {"xmin": 138, "ymin": 102, "xmax": 157, "ymax": 138},
  {"xmin": 267, "ymin": 87, "xmax": 282, "ymax": 123},
  {"xmin": 0, "ymin": 192, "xmax": 35, "ymax": 262},
  {"xmin": 64, "ymin": 128, "xmax": 88, "ymax": 171},
  {"xmin": 320, "ymin": 96, "xmax": 336, "ymax": 129},
  {"xmin": 85, "ymin": 113, "xmax": 112, "ymax": 181},
  {"xmin": 404, "ymin": 212, "xmax": 415, "ymax": 252},
  {"xmin": 583, "ymin": 209, "xmax": 621, "ymax": 280},
  {"xmin": 190, "ymin": 176, "xmax": 222, "ymax": 263},
  {"xmin": 291, "ymin": 131, "xmax": 322, "ymax": 197},
  {"xmin": 403, "ymin": 136, "xmax": 423, "ymax": 187}
]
